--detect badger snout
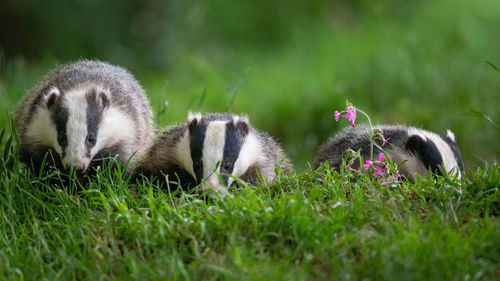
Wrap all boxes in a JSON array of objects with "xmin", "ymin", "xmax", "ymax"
[
  {"xmin": 62, "ymin": 159, "xmax": 90, "ymax": 171},
  {"xmin": 62, "ymin": 150, "xmax": 91, "ymax": 171},
  {"xmin": 200, "ymin": 174, "xmax": 229, "ymax": 196}
]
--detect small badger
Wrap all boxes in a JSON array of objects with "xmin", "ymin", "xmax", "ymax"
[
  {"xmin": 136, "ymin": 113, "xmax": 293, "ymax": 193},
  {"xmin": 15, "ymin": 60, "xmax": 154, "ymax": 175},
  {"xmin": 313, "ymin": 125, "xmax": 464, "ymax": 180}
]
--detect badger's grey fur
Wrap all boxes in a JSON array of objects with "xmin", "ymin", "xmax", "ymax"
[
  {"xmin": 313, "ymin": 125, "xmax": 464, "ymax": 180},
  {"xmin": 136, "ymin": 113, "xmax": 293, "ymax": 193},
  {"xmin": 15, "ymin": 60, "xmax": 153, "ymax": 175}
]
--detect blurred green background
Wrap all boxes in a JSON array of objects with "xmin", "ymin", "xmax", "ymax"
[{"xmin": 0, "ymin": 0, "xmax": 499, "ymax": 171}]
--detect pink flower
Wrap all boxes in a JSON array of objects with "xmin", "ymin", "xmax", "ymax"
[
  {"xmin": 373, "ymin": 166, "xmax": 386, "ymax": 178},
  {"xmin": 334, "ymin": 111, "xmax": 340, "ymax": 122},
  {"xmin": 378, "ymin": 153, "xmax": 385, "ymax": 162},
  {"xmin": 333, "ymin": 108, "xmax": 357, "ymax": 126},
  {"xmin": 378, "ymin": 153, "xmax": 392, "ymax": 162},
  {"xmin": 396, "ymin": 174, "xmax": 401, "ymax": 179},
  {"xmin": 381, "ymin": 138, "xmax": 391, "ymax": 147},
  {"xmin": 364, "ymin": 160, "xmax": 372, "ymax": 172},
  {"xmin": 376, "ymin": 166, "xmax": 385, "ymax": 174},
  {"xmin": 344, "ymin": 109, "xmax": 356, "ymax": 127}
]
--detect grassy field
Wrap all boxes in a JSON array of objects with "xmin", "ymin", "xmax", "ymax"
[
  {"xmin": 0, "ymin": 124, "xmax": 499, "ymax": 280},
  {"xmin": 0, "ymin": 0, "xmax": 499, "ymax": 279}
]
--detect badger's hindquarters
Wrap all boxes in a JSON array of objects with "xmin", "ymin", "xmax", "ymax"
[
  {"xmin": 313, "ymin": 125, "xmax": 464, "ymax": 181},
  {"xmin": 15, "ymin": 60, "xmax": 153, "ymax": 179},
  {"xmin": 136, "ymin": 113, "xmax": 293, "ymax": 193}
]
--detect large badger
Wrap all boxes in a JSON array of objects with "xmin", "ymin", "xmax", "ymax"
[
  {"xmin": 136, "ymin": 113, "xmax": 293, "ymax": 193},
  {"xmin": 313, "ymin": 125, "xmax": 464, "ymax": 180},
  {"xmin": 15, "ymin": 60, "xmax": 154, "ymax": 176}
]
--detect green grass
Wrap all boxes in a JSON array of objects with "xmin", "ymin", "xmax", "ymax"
[
  {"xmin": 1, "ymin": 0, "xmax": 499, "ymax": 279},
  {"xmin": 0, "ymin": 121, "xmax": 499, "ymax": 280}
]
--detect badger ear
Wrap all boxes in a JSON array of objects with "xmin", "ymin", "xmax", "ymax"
[
  {"xmin": 187, "ymin": 112, "xmax": 202, "ymax": 123},
  {"xmin": 445, "ymin": 129, "xmax": 456, "ymax": 143},
  {"xmin": 187, "ymin": 112, "xmax": 202, "ymax": 134},
  {"xmin": 236, "ymin": 117, "xmax": 249, "ymax": 136},
  {"xmin": 43, "ymin": 87, "xmax": 61, "ymax": 108},
  {"xmin": 98, "ymin": 91, "xmax": 111, "ymax": 108}
]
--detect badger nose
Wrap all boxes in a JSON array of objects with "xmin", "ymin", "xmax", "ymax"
[
  {"xmin": 72, "ymin": 161, "xmax": 89, "ymax": 171},
  {"xmin": 200, "ymin": 175, "xmax": 229, "ymax": 197},
  {"xmin": 63, "ymin": 160, "xmax": 89, "ymax": 171},
  {"xmin": 63, "ymin": 155, "xmax": 90, "ymax": 171}
]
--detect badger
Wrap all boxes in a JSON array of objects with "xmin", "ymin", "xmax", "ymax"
[
  {"xmin": 313, "ymin": 125, "xmax": 464, "ymax": 180},
  {"xmin": 15, "ymin": 60, "xmax": 154, "ymax": 176},
  {"xmin": 136, "ymin": 113, "xmax": 293, "ymax": 193}
]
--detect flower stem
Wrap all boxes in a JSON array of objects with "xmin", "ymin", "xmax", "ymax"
[{"xmin": 355, "ymin": 107, "xmax": 374, "ymax": 161}]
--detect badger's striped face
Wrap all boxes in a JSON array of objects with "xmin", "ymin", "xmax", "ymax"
[
  {"xmin": 25, "ymin": 86, "xmax": 135, "ymax": 171},
  {"xmin": 406, "ymin": 128, "xmax": 464, "ymax": 179},
  {"xmin": 182, "ymin": 113, "xmax": 262, "ymax": 193}
]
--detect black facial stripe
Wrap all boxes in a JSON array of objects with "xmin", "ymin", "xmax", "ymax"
[
  {"xmin": 221, "ymin": 121, "xmax": 245, "ymax": 176},
  {"xmin": 85, "ymin": 89, "xmax": 104, "ymax": 156},
  {"xmin": 190, "ymin": 119, "xmax": 208, "ymax": 182},
  {"xmin": 423, "ymin": 140, "xmax": 444, "ymax": 175},
  {"xmin": 50, "ymin": 105, "xmax": 69, "ymax": 157},
  {"xmin": 417, "ymin": 139, "xmax": 444, "ymax": 175},
  {"xmin": 444, "ymin": 137, "xmax": 464, "ymax": 173},
  {"xmin": 407, "ymin": 135, "xmax": 444, "ymax": 175}
]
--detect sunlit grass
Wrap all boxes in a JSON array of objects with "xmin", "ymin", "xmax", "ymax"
[{"xmin": 0, "ymin": 119, "xmax": 499, "ymax": 280}]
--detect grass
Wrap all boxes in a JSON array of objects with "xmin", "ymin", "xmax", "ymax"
[
  {"xmin": 0, "ymin": 0, "xmax": 499, "ymax": 279},
  {"xmin": 0, "ymin": 121, "xmax": 499, "ymax": 280}
]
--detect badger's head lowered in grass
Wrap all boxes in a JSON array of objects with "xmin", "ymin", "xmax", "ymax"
[
  {"xmin": 313, "ymin": 125, "xmax": 464, "ymax": 180},
  {"xmin": 137, "ymin": 113, "xmax": 293, "ymax": 193},
  {"xmin": 15, "ymin": 60, "xmax": 154, "ymax": 175}
]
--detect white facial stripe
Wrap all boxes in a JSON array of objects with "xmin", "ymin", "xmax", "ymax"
[
  {"xmin": 407, "ymin": 127, "xmax": 427, "ymax": 141},
  {"xmin": 410, "ymin": 128, "xmax": 461, "ymax": 179},
  {"xmin": 63, "ymin": 88, "xmax": 90, "ymax": 169},
  {"xmin": 25, "ymin": 107, "xmax": 62, "ymax": 154},
  {"xmin": 89, "ymin": 107, "xmax": 137, "ymax": 159},
  {"xmin": 427, "ymin": 134, "xmax": 461, "ymax": 179},
  {"xmin": 174, "ymin": 131, "xmax": 195, "ymax": 179},
  {"xmin": 232, "ymin": 132, "xmax": 262, "ymax": 178},
  {"xmin": 203, "ymin": 121, "xmax": 227, "ymax": 180}
]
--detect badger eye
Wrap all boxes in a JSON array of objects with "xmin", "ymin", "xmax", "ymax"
[
  {"xmin": 222, "ymin": 161, "xmax": 233, "ymax": 171},
  {"xmin": 86, "ymin": 134, "xmax": 96, "ymax": 146},
  {"xmin": 57, "ymin": 134, "xmax": 67, "ymax": 146}
]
